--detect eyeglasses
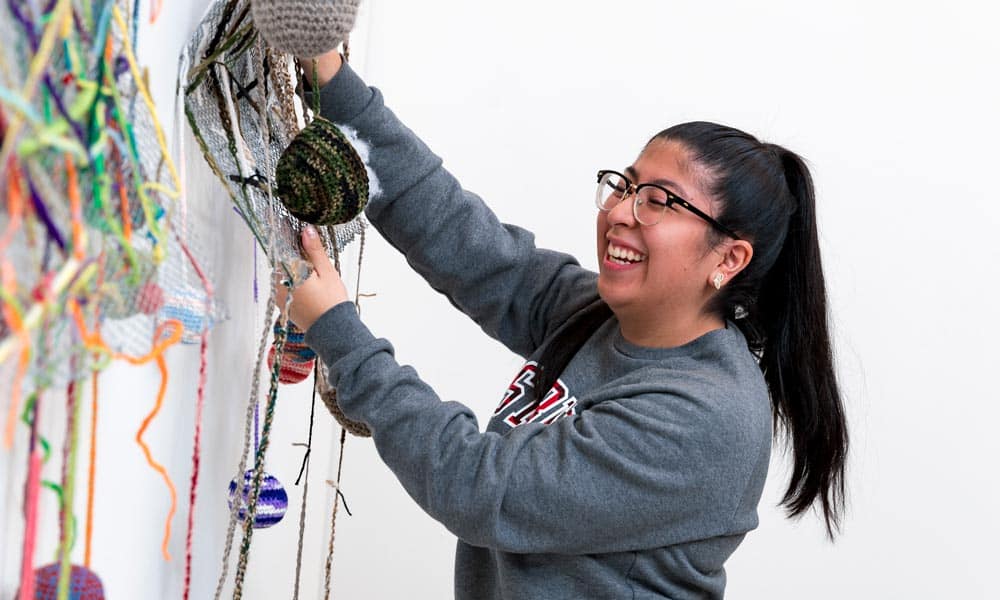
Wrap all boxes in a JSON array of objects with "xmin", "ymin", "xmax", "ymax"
[{"xmin": 595, "ymin": 170, "xmax": 740, "ymax": 239}]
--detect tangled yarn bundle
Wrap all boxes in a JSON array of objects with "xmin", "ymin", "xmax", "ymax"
[
  {"xmin": 250, "ymin": 0, "xmax": 361, "ymax": 58},
  {"xmin": 276, "ymin": 116, "xmax": 369, "ymax": 227}
]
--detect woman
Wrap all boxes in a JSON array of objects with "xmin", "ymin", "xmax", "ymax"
[{"xmin": 281, "ymin": 50, "xmax": 848, "ymax": 599}]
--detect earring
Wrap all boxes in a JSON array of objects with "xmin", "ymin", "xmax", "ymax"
[{"xmin": 712, "ymin": 273, "xmax": 724, "ymax": 290}]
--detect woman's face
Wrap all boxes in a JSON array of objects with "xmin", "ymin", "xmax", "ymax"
[{"xmin": 596, "ymin": 140, "xmax": 723, "ymax": 325}]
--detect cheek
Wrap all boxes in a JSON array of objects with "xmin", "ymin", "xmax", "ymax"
[{"xmin": 596, "ymin": 214, "xmax": 609, "ymax": 257}]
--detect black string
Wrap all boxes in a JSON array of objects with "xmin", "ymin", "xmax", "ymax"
[{"xmin": 295, "ymin": 366, "xmax": 319, "ymax": 486}]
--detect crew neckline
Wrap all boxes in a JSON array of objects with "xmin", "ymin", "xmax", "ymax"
[{"xmin": 610, "ymin": 319, "xmax": 735, "ymax": 360}]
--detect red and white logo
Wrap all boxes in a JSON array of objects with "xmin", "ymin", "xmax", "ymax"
[{"xmin": 494, "ymin": 362, "xmax": 577, "ymax": 428}]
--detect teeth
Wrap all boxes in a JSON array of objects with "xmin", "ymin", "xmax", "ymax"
[{"xmin": 608, "ymin": 244, "xmax": 646, "ymax": 263}]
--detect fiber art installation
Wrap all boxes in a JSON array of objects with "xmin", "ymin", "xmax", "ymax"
[
  {"xmin": 180, "ymin": 1, "xmax": 375, "ymax": 597},
  {"xmin": 1, "ymin": 1, "xmax": 218, "ymax": 599}
]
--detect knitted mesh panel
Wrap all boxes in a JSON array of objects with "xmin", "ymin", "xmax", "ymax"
[
  {"xmin": 251, "ymin": 0, "xmax": 361, "ymax": 58},
  {"xmin": 276, "ymin": 116, "xmax": 369, "ymax": 226}
]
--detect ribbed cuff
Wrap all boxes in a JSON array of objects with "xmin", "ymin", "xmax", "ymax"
[{"xmin": 303, "ymin": 300, "xmax": 376, "ymax": 372}]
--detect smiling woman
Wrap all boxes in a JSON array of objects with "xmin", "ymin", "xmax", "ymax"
[{"xmin": 279, "ymin": 43, "xmax": 847, "ymax": 599}]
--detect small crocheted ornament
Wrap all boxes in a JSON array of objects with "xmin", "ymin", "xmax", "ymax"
[
  {"xmin": 317, "ymin": 366, "xmax": 371, "ymax": 437},
  {"xmin": 275, "ymin": 116, "xmax": 369, "ymax": 227},
  {"xmin": 31, "ymin": 563, "xmax": 105, "ymax": 600},
  {"xmin": 227, "ymin": 470, "xmax": 289, "ymax": 528},
  {"xmin": 251, "ymin": 0, "xmax": 361, "ymax": 58},
  {"xmin": 268, "ymin": 320, "xmax": 317, "ymax": 384},
  {"xmin": 267, "ymin": 345, "xmax": 315, "ymax": 384}
]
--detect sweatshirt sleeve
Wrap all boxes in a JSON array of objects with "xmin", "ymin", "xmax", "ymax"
[
  {"xmin": 312, "ymin": 62, "xmax": 597, "ymax": 358},
  {"xmin": 305, "ymin": 303, "xmax": 767, "ymax": 555}
]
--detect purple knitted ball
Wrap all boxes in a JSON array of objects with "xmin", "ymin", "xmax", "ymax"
[
  {"xmin": 227, "ymin": 470, "xmax": 289, "ymax": 528},
  {"xmin": 32, "ymin": 563, "xmax": 105, "ymax": 600}
]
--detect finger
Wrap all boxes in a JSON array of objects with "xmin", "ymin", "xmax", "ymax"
[{"xmin": 301, "ymin": 225, "xmax": 335, "ymax": 277}]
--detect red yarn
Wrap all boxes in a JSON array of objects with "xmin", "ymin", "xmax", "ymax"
[{"xmin": 267, "ymin": 345, "xmax": 315, "ymax": 385}]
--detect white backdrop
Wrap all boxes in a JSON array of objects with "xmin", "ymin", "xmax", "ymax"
[{"xmin": 2, "ymin": 1, "xmax": 998, "ymax": 598}]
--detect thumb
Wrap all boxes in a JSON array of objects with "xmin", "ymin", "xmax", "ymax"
[{"xmin": 301, "ymin": 225, "xmax": 334, "ymax": 276}]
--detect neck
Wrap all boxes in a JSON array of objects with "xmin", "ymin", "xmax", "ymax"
[{"xmin": 616, "ymin": 307, "xmax": 725, "ymax": 348}]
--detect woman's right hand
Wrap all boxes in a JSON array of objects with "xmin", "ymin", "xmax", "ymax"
[{"xmin": 301, "ymin": 49, "xmax": 343, "ymax": 88}]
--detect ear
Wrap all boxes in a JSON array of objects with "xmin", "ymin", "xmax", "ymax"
[{"xmin": 709, "ymin": 240, "xmax": 754, "ymax": 289}]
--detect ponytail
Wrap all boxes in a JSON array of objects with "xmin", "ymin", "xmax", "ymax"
[
  {"xmin": 758, "ymin": 150, "xmax": 848, "ymax": 538},
  {"xmin": 654, "ymin": 122, "xmax": 848, "ymax": 538}
]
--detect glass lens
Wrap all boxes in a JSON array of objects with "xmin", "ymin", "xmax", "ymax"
[
  {"xmin": 596, "ymin": 172, "xmax": 629, "ymax": 210},
  {"xmin": 634, "ymin": 185, "xmax": 669, "ymax": 225}
]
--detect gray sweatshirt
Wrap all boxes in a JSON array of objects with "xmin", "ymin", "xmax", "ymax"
[{"xmin": 304, "ymin": 63, "xmax": 773, "ymax": 599}]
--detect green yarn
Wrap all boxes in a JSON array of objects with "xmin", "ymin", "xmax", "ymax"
[{"xmin": 275, "ymin": 116, "xmax": 368, "ymax": 226}]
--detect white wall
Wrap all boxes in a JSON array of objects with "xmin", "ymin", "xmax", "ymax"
[{"xmin": 2, "ymin": 1, "xmax": 998, "ymax": 598}]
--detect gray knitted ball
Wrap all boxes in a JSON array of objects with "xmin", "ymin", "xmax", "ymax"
[{"xmin": 251, "ymin": 0, "xmax": 361, "ymax": 58}]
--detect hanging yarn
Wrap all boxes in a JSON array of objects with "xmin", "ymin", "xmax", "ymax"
[
  {"xmin": 227, "ymin": 470, "xmax": 289, "ymax": 528},
  {"xmin": 275, "ymin": 115, "xmax": 369, "ymax": 227},
  {"xmin": 30, "ymin": 563, "xmax": 104, "ymax": 600},
  {"xmin": 250, "ymin": 0, "xmax": 361, "ymax": 59},
  {"xmin": 266, "ymin": 319, "xmax": 316, "ymax": 384}
]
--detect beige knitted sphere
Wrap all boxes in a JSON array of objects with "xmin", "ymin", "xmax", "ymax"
[{"xmin": 251, "ymin": 0, "xmax": 361, "ymax": 58}]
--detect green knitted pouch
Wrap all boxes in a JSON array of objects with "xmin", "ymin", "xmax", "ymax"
[{"xmin": 275, "ymin": 116, "xmax": 369, "ymax": 226}]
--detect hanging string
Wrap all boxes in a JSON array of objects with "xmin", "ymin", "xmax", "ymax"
[
  {"xmin": 174, "ymin": 232, "xmax": 215, "ymax": 599},
  {"xmin": 57, "ymin": 356, "xmax": 83, "ymax": 600},
  {"xmin": 291, "ymin": 367, "xmax": 319, "ymax": 600},
  {"xmin": 135, "ymin": 352, "xmax": 178, "ymax": 561},
  {"xmin": 69, "ymin": 300, "xmax": 184, "ymax": 560},
  {"xmin": 83, "ymin": 369, "xmax": 98, "ymax": 566},
  {"xmin": 83, "ymin": 352, "xmax": 99, "ymax": 567},
  {"xmin": 323, "ymin": 429, "xmax": 348, "ymax": 600},
  {"xmin": 231, "ymin": 292, "xmax": 294, "ymax": 600},
  {"xmin": 18, "ymin": 391, "xmax": 43, "ymax": 600},
  {"xmin": 212, "ymin": 293, "xmax": 276, "ymax": 600}
]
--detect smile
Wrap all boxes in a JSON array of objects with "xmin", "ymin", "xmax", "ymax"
[{"xmin": 606, "ymin": 243, "xmax": 647, "ymax": 265}]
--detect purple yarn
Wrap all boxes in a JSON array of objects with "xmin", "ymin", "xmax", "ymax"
[
  {"xmin": 227, "ymin": 471, "xmax": 289, "ymax": 529},
  {"xmin": 25, "ymin": 175, "xmax": 68, "ymax": 251}
]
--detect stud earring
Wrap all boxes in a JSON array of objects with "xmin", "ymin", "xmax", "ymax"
[{"xmin": 713, "ymin": 273, "xmax": 724, "ymax": 290}]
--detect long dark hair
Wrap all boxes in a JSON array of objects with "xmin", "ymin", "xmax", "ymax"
[{"xmin": 534, "ymin": 121, "xmax": 848, "ymax": 538}]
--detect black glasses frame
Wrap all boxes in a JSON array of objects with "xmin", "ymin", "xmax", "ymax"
[{"xmin": 596, "ymin": 169, "xmax": 740, "ymax": 239}]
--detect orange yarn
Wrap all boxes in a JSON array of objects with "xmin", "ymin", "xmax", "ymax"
[
  {"xmin": 84, "ymin": 369, "xmax": 98, "ymax": 567},
  {"xmin": 65, "ymin": 156, "xmax": 84, "ymax": 261},
  {"xmin": 69, "ymin": 300, "xmax": 183, "ymax": 560},
  {"xmin": 1, "ymin": 260, "xmax": 30, "ymax": 450}
]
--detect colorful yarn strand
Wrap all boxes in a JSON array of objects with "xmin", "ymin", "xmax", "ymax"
[
  {"xmin": 212, "ymin": 293, "xmax": 276, "ymax": 600},
  {"xmin": 231, "ymin": 295, "xmax": 293, "ymax": 600}
]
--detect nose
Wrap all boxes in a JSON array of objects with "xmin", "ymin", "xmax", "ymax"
[{"xmin": 606, "ymin": 187, "xmax": 638, "ymax": 228}]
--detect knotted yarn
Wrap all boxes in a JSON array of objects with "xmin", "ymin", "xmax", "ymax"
[
  {"xmin": 275, "ymin": 116, "xmax": 369, "ymax": 227},
  {"xmin": 251, "ymin": 0, "xmax": 361, "ymax": 58}
]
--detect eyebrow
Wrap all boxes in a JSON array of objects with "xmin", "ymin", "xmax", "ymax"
[{"xmin": 624, "ymin": 166, "xmax": 689, "ymax": 199}]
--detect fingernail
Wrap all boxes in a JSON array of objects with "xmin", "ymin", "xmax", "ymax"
[{"xmin": 304, "ymin": 225, "xmax": 317, "ymax": 239}]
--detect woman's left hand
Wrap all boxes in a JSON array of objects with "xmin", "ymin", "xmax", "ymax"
[{"xmin": 274, "ymin": 225, "xmax": 350, "ymax": 332}]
